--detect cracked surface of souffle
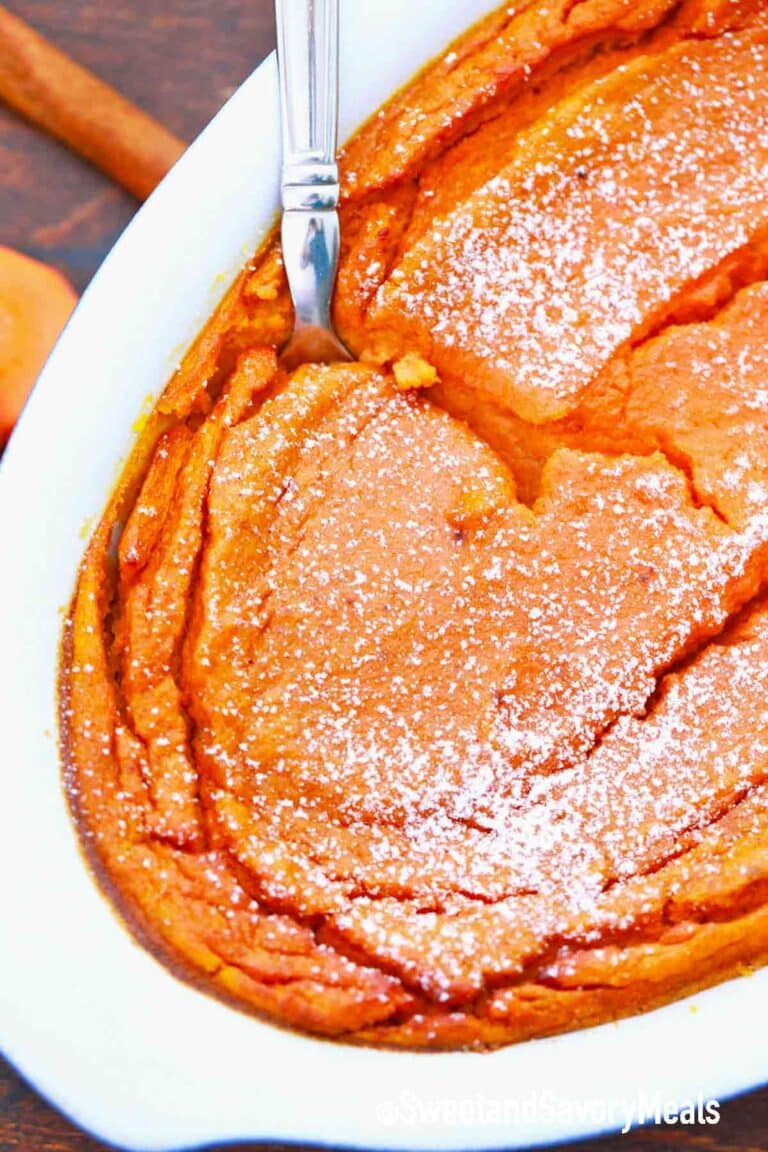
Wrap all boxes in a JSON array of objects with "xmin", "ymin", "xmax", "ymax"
[{"xmin": 63, "ymin": 0, "xmax": 768, "ymax": 1047}]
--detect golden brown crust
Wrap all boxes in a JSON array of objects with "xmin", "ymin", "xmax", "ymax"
[{"xmin": 61, "ymin": 0, "xmax": 768, "ymax": 1048}]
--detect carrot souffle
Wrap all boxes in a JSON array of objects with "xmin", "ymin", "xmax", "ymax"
[{"xmin": 62, "ymin": 0, "xmax": 768, "ymax": 1048}]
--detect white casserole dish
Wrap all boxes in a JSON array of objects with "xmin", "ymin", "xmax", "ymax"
[{"xmin": 0, "ymin": 1, "xmax": 766, "ymax": 1148}]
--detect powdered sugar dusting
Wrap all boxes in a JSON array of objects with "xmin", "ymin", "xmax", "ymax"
[
  {"xmin": 373, "ymin": 28, "xmax": 768, "ymax": 421},
  {"xmin": 63, "ymin": 3, "xmax": 768, "ymax": 1042}
]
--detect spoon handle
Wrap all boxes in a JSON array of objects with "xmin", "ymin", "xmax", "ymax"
[
  {"xmin": 276, "ymin": 0, "xmax": 348, "ymax": 354},
  {"xmin": 275, "ymin": 0, "xmax": 340, "ymax": 212}
]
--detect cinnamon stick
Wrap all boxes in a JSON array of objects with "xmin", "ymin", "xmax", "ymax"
[{"xmin": 0, "ymin": 5, "xmax": 186, "ymax": 200}]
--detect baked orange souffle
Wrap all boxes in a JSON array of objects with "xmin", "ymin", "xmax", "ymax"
[{"xmin": 63, "ymin": 0, "xmax": 768, "ymax": 1048}]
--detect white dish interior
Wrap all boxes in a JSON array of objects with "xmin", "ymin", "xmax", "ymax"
[{"xmin": 1, "ymin": 1, "xmax": 766, "ymax": 1148}]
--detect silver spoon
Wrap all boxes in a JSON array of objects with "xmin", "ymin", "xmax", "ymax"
[{"xmin": 275, "ymin": 0, "xmax": 352, "ymax": 371}]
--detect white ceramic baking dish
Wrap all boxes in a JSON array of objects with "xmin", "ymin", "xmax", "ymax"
[{"xmin": 1, "ymin": 2, "xmax": 766, "ymax": 1149}]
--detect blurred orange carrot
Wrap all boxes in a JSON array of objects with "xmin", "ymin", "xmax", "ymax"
[{"xmin": 0, "ymin": 246, "xmax": 77, "ymax": 440}]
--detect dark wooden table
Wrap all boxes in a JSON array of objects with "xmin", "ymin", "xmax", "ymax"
[
  {"xmin": 0, "ymin": 1, "xmax": 275, "ymax": 290},
  {"xmin": 1, "ymin": 3, "xmax": 766, "ymax": 1149}
]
